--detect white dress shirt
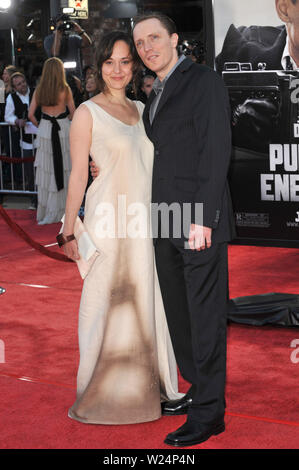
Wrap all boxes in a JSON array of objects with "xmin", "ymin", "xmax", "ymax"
[
  {"xmin": 281, "ymin": 35, "xmax": 298, "ymax": 70},
  {"xmin": 149, "ymin": 54, "xmax": 187, "ymax": 125},
  {"xmin": 4, "ymin": 89, "xmax": 35, "ymax": 150}
]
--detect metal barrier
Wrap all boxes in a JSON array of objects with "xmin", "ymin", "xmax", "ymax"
[{"xmin": 0, "ymin": 122, "xmax": 37, "ymax": 195}]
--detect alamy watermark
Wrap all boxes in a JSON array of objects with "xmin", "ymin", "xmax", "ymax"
[{"xmin": 92, "ymin": 195, "xmax": 204, "ymax": 247}]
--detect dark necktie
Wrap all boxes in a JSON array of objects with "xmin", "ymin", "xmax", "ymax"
[
  {"xmin": 149, "ymin": 84, "xmax": 163, "ymax": 125},
  {"xmin": 286, "ymin": 56, "xmax": 294, "ymax": 70}
]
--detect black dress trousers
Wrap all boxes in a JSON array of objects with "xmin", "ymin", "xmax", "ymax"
[{"xmin": 155, "ymin": 237, "xmax": 229, "ymax": 424}]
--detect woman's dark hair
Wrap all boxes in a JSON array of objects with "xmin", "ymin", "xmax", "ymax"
[{"xmin": 96, "ymin": 30, "xmax": 142, "ymax": 96}]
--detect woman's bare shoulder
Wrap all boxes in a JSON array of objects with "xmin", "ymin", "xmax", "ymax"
[{"xmin": 71, "ymin": 102, "xmax": 93, "ymax": 126}]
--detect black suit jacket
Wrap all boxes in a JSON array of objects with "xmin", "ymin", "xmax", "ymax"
[
  {"xmin": 216, "ymin": 24, "xmax": 286, "ymax": 72},
  {"xmin": 143, "ymin": 57, "xmax": 235, "ymax": 245}
]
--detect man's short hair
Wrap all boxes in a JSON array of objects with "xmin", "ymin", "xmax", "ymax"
[{"xmin": 133, "ymin": 11, "xmax": 177, "ymax": 36}]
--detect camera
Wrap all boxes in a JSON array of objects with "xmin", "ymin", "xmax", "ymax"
[
  {"xmin": 222, "ymin": 62, "xmax": 299, "ymax": 147},
  {"xmin": 181, "ymin": 40, "xmax": 206, "ymax": 63},
  {"xmin": 56, "ymin": 14, "xmax": 74, "ymax": 33}
]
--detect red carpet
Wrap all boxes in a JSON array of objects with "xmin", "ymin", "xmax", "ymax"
[{"xmin": 1, "ymin": 209, "xmax": 299, "ymax": 449}]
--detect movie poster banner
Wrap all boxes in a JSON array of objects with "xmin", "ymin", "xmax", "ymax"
[{"xmin": 213, "ymin": 0, "xmax": 299, "ymax": 246}]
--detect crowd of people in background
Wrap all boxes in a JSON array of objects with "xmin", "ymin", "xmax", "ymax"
[
  {"xmin": 0, "ymin": 45, "xmax": 155, "ymax": 223},
  {"xmin": 0, "ymin": 12, "xmax": 204, "ymax": 223}
]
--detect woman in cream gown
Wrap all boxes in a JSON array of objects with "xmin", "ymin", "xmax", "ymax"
[{"xmin": 61, "ymin": 31, "xmax": 181, "ymax": 425}]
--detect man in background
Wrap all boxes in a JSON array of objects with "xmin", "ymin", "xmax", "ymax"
[
  {"xmin": 5, "ymin": 72, "xmax": 39, "ymax": 208},
  {"xmin": 141, "ymin": 74, "xmax": 155, "ymax": 100},
  {"xmin": 44, "ymin": 14, "xmax": 92, "ymax": 80},
  {"xmin": 44, "ymin": 14, "xmax": 92, "ymax": 107}
]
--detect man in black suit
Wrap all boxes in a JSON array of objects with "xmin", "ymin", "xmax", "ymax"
[{"xmin": 133, "ymin": 13, "xmax": 235, "ymax": 447}]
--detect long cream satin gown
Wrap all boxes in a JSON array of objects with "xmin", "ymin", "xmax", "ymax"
[{"xmin": 68, "ymin": 99, "xmax": 182, "ymax": 425}]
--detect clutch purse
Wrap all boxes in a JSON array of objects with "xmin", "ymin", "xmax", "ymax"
[{"xmin": 59, "ymin": 215, "xmax": 101, "ymax": 279}]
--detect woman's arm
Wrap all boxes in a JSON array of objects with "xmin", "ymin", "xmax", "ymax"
[
  {"xmin": 62, "ymin": 104, "xmax": 92, "ymax": 260},
  {"xmin": 28, "ymin": 91, "xmax": 39, "ymax": 127},
  {"xmin": 66, "ymin": 86, "xmax": 76, "ymax": 120}
]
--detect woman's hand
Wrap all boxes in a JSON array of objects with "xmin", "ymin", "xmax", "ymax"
[
  {"xmin": 63, "ymin": 238, "xmax": 80, "ymax": 261},
  {"xmin": 89, "ymin": 161, "xmax": 100, "ymax": 179}
]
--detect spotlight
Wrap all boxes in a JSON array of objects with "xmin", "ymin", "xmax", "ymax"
[
  {"xmin": 27, "ymin": 33, "xmax": 37, "ymax": 43},
  {"xmin": 49, "ymin": 17, "xmax": 55, "ymax": 31},
  {"xmin": 0, "ymin": 0, "xmax": 11, "ymax": 11},
  {"xmin": 63, "ymin": 61, "xmax": 77, "ymax": 70},
  {"xmin": 26, "ymin": 17, "xmax": 41, "ymax": 43},
  {"xmin": 26, "ymin": 18, "xmax": 35, "ymax": 28},
  {"xmin": 62, "ymin": 7, "xmax": 75, "ymax": 15}
]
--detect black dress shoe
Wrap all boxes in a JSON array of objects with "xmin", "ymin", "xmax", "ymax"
[
  {"xmin": 161, "ymin": 396, "xmax": 192, "ymax": 416},
  {"xmin": 164, "ymin": 419, "xmax": 225, "ymax": 447}
]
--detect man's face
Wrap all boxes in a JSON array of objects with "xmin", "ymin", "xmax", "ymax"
[
  {"xmin": 287, "ymin": 0, "xmax": 299, "ymax": 48},
  {"xmin": 276, "ymin": 0, "xmax": 299, "ymax": 48},
  {"xmin": 12, "ymin": 76, "xmax": 28, "ymax": 95},
  {"xmin": 141, "ymin": 76, "xmax": 155, "ymax": 97},
  {"xmin": 133, "ymin": 18, "xmax": 178, "ymax": 79}
]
